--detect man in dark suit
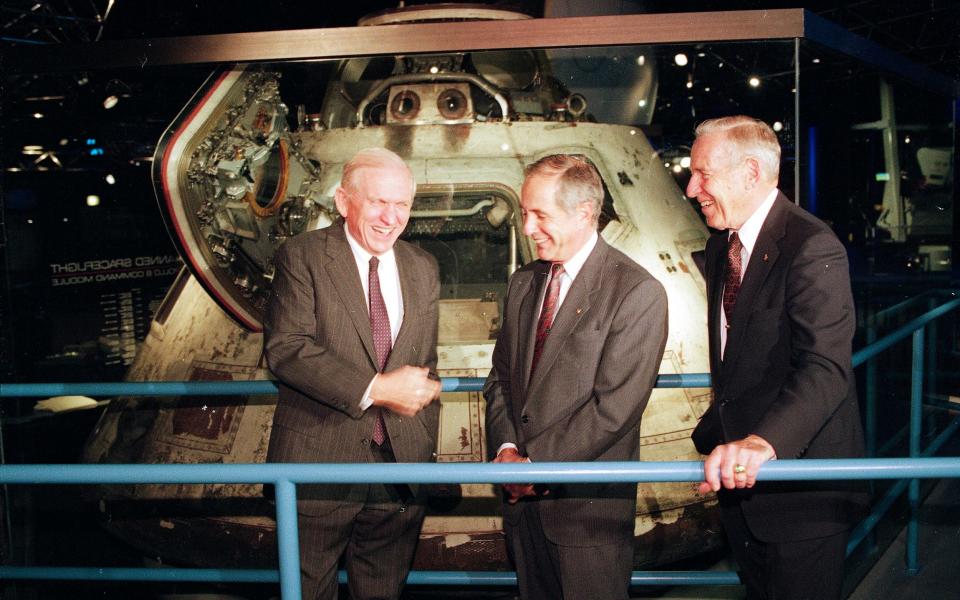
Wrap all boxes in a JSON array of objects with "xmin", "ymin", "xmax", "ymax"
[
  {"xmin": 688, "ymin": 116, "xmax": 867, "ymax": 600},
  {"xmin": 264, "ymin": 148, "xmax": 442, "ymax": 600},
  {"xmin": 484, "ymin": 154, "xmax": 668, "ymax": 600}
]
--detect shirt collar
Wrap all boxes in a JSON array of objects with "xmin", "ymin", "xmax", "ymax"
[
  {"xmin": 731, "ymin": 188, "xmax": 778, "ymax": 255},
  {"xmin": 343, "ymin": 223, "xmax": 397, "ymax": 268},
  {"xmin": 560, "ymin": 230, "xmax": 599, "ymax": 281}
]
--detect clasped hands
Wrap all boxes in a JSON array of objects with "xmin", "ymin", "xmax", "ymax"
[
  {"xmin": 699, "ymin": 434, "xmax": 777, "ymax": 493},
  {"xmin": 494, "ymin": 447, "xmax": 549, "ymax": 504},
  {"xmin": 370, "ymin": 366, "xmax": 441, "ymax": 417}
]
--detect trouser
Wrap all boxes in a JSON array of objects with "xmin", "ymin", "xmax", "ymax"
[
  {"xmin": 296, "ymin": 440, "xmax": 425, "ymax": 600},
  {"xmin": 505, "ymin": 501, "xmax": 633, "ymax": 600},
  {"xmin": 722, "ymin": 504, "xmax": 849, "ymax": 600}
]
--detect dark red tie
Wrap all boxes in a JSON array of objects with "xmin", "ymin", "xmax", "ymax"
[
  {"xmin": 369, "ymin": 256, "xmax": 392, "ymax": 446},
  {"xmin": 531, "ymin": 263, "xmax": 564, "ymax": 375},
  {"xmin": 723, "ymin": 232, "xmax": 743, "ymax": 325}
]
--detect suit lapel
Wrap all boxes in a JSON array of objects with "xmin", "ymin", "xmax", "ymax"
[
  {"xmin": 323, "ymin": 225, "xmax": 379, "ymax": 370},
  {"xmin": 526, "ymin": 241, "xmax": 605, "ymax": 395},
  {"xmin": 722, "ymin": 194, "xmax": 788, "ymax": 370},
  {"xmin": 391, "ymin": 242, "xmax": 424, "ymax": 368},
  {"xmin": 706, "ymin": 234, "xmax": 726, "ymax": 373},
  {"xmin": 518, "ymin": 263, "xmax": 549, "ymax": 400}
]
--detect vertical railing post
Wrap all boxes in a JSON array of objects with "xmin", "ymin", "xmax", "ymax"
[
  {"xmin": 274, "ymin": 479, "xmax": 303, "ymax": 599},
  {"xmin": 865, "ymin": 324, "xmax": 878, "ymax": 458},
  {"xmin": 925, "ymin": 297, "xmax": 938, "ymax": 433},
  {"xmin": 906, "ymin": 329, "xmax": 924, "ymax": 575}
]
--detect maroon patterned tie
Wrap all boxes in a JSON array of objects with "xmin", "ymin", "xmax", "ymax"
[
  {"xmin": 531, "ymin": 263, "xmax": 564, "ymax": 375},
  {"xmin": 369, "ymin": 256, "xmax": 392, "ymax": 446},
  {"xmin": 723, "ymin": 232, "xmax": 743, "ymax": 325}
]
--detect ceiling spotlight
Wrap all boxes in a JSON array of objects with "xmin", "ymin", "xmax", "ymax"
[
  {"xmin": 86, "ymin": 195, "xmax": 101, "ymax": 207},
  {"xmin": 773, "ymin": 121, "xmax": 783, "ymax": 132},
  {"xmin": 59, "ymin": 138, "xmax": 69, "ymax": 146},
  {"xmin": 704, "ymin": 87, "xmax": 711, "ymax": 92},
  {"xmin": 22, "ymin": 145, "xmax": 43, "ymax": 155},
  {"xmin": 674, "ymin": 53, "xmax": 688, "ymax": 67},
  {"xmin": 105, "ymin": 173, "xmax": 116, "ymax": 185},
  {"xmin": 638, "ymin": 99, "xmax": 647, "ymax": 108},
  {"xmin": 500, "ymin": 143, "xmax": 510, "ymax": 151},
  {"xmin": 672, "ymin": 164, "xmax": 683, "ymax": 174},
  {"xmin": 812, "ymin": 58, "xmax": 821, "ymax": 64},
  {"xmin": 429, "ymin": 66, "xmax": 439, "ymax": 74},
  {"xmin": 629, "ymin": 129, "xmax": 637, "ymax": 135},
  {"xmin": 697, "ymin": 52, "xmax": 706, "ymax": 58},
  {"xmin": 718, "ymin": 62, "xmax": 724, "ymax": 68},
  {"xmin": 686, "ymin": 76, "xmax": 694, "ymax": 89},
  {"xmin": 33, "ymin": 112, "xmax": 44, "ymax": 119},
  {"xmin": 636, "ymin": 55, "xmax": 646, "ymax": 66},
  {"xmin": 680, "ymin": 156, "xmax": 691, "ymax": 168},
  {"xmin": 748, "ymin": 76, "xmax": 761, "ymax": 88},
  {"xmin": 905, "ymin": 136, "xmax": 911, "ymax": 144},
  {"xmin": 103, "ymin": 95, "xmax": 119, "ymax": 109}
]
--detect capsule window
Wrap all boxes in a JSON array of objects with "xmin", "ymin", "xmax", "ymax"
[
  {"xmin": 390, "ymin": 90, "xmax": 421, "ymax": 121},
  {"xmin": 437, "ymin": 88, "xmax": 468, "ymax": 120}
]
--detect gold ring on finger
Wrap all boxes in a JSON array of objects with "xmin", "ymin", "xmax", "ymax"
[{"xmin": 733, "ymin": 464, "xmax": 746, "ymax": 474}]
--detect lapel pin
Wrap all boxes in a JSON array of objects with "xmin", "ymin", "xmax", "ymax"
[
  {"xmin": 762, "ymin": 253, "xmax": 769, "ymax": 262},
  {"xmin": 576, "ymin": 308, "xmax": 583, "ymax": 315}
]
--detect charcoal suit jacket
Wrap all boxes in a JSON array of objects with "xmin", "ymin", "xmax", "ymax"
[
  {"xmin": 264, "ymin": 223, "xmax": 440, "ymax": 504},
  {"xmin": 484, "ymin": 237, "xmax": 668, "ymax": 547},
  {"xmin": 692, "ymin": 192, "xmax": 867, "ymax": 543}
]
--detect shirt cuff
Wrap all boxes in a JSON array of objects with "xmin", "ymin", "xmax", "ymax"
[
  {"xmin": 496, "ymin": 443, "xmax": 519, "ymax": 456},
  {"xmin": 359, "ymin": 375, "xmax": 377, "ymax": 411}
]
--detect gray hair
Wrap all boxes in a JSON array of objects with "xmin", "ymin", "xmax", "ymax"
[
  {"xmin": 694, "ymin": 116, "xmax": 781, "ymax": 182},
  {"xmin": 341, "ymin": 147, "xmax": 415, "ymax": 196},
  {"xmin": 525, "ymin": 154, "xmax": 602, "ymax": 225}
]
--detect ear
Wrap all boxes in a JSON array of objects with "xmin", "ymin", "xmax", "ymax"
[
  {"xmin": 743, "ymin": 157, "xmax": 762, "ymax": 187},
  {"xmin": 334, "ymin": 187, "xmax": 349, "ymax": 218},
  {"xmin": 576, "ymin": 200, "xmax": 594, "ymax": 227}
]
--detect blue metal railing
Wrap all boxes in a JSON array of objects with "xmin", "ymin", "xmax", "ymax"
[
  {"xmin": 2, "ymin": 459, "xmax": 960, "ymax": 595},
  {"xmin": 1, "ymin": 294, "xmax": 958, "ymax": 597},
  {"xmin": 0, "ymin": 372, "xmax": 711, "ymax": 398}
]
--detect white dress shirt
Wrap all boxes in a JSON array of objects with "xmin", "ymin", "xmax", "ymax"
[
  {"xmin": 720, "ymin": 188, "xmax": 778, "ymax": 358},
  {"xmin": 538, "ymin": 231, "xmax": 599, "ymax": 318},
  {"xmin": 343, "ymin": 224, "xmax": 404, "ymax": 409}
]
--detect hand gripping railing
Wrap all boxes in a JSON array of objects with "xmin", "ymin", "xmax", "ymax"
[{"xmin": 1, "ymin": 294, "xmax": 958, "ymax": 597}]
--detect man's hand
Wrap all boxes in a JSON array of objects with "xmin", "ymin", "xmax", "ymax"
[
  {"xmin": 493, "ymin": 447, "xmax": 537, "ymax": 504},
  {"xmin": 699, "ymin": 434, "xmax": 776, "ymax": 493},
  {"xmin": 370, "ymin": 366, "xmax": 441, "ymax": 417}
]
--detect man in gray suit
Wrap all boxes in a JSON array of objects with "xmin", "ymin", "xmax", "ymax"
[
  {"xmin": 484, "ymin": 154, "xmax": 668, "ymax": 600},
  {"xmin": 265, "ymin": 148, "xmax": 442, "ymax": 600}
]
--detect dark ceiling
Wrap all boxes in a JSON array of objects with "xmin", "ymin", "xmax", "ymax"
[
  {"xmin": 3, "ymin": 1, "xmax": 959, "ymax": 78},
  {"xmin": 1, "ymin": 1, "xmax": 957, "ymax": 176}
]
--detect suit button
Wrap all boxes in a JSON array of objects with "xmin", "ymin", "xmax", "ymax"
[
  {"xmin": 360, "ymin": 438, "xmax": 368, "ymax": 446},
  {"xmin": 719, "ymin": 398, "xmax": 729, "ymax": 407},
  {"xmin": 521, "ymin": 415, "xmax": 529, "ymax": 423}
]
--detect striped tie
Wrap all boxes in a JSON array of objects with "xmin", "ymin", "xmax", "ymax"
[{"xmin": 531, "ymin": 262, "xmax": 564, "ymax": 375}]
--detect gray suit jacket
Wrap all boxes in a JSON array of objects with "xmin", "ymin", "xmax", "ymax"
[
  {"xmin": 484, "ymin": 237, "xmax": 668, "ymax": 547},
  {"xmin": 692, "ymin": 193, "xmax": 867, "ymax": 542},
  {"xmin": 265, "ymin": 224, "xmax": 440, "ymax": 502}
]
